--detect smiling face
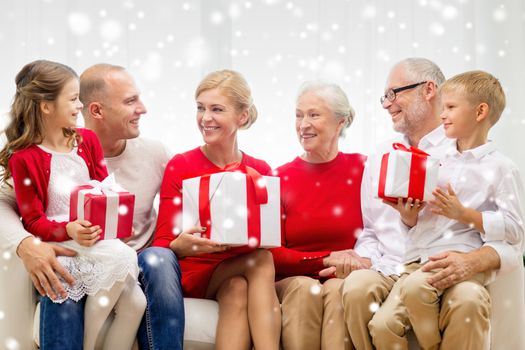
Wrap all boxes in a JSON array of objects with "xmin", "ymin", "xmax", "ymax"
[
  {"xmin": 440, "ymin": 90, "xmax": 479, "ymax": 139},
  {"xmin": 48, "ymin": 78, "xmax": 83, "ymax": 129},
  {"xmin": 295, "ymin": 91, "xmax": 344, "ymax": 155},
  {"xmin": 382, "ymin": 65, "xmax": 429, "ymax": 135},
  {"xmin": 101, "ymin": 70, "xmax": 146, "ymax": 140},
  {"xmin": 196, "ymin": 88, "xmax": 247, "ymax": 145}
]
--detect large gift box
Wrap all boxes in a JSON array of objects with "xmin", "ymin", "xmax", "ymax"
[
  {"xmin": 70, "ymin": 174, "xmax": 135, "ymax": 239},
  {"xmin": 377, "ymin": 143, "xmax": 440, "ymax": 202},
  {"xmin": 182, "ymin": 165, "xmax": 281, "ymax": 247}
]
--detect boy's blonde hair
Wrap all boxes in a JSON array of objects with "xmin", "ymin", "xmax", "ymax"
[{"xmin": 440, "ymin": 70, "xmax": 506, "ymax": 125}]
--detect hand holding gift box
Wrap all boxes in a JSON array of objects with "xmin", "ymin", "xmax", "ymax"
[
  {"xmin": 182, "ymin": 163, "xmax": 281, "ymax": 248},
  {"xmin": 70, "ymin": 174, "xmax": 135, "ymax": 240},
  {"xmin": 377, "ymin": 143, "xmax": 440, "ymax": 202}
]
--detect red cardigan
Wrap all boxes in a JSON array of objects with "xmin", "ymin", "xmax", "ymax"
[
  {"xmin": 8, "ymin": 128, "xmax": 108, "ymax": 242},
  {"xmin": 270, "ymin": 152, "xmax": 366, "ymax": 280}
]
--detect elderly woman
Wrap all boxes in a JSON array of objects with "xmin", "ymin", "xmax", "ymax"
[{"xmin": 271, "ymin": 81, "xmax": 370, "ymax": 350}]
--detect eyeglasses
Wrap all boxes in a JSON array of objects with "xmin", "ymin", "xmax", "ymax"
[{"xmin": 380, "ymin": 81, "xmax": 428, "ymax": 104}]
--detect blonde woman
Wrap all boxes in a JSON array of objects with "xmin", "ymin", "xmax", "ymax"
[{"xmin": 152, "ymin": 70, "xmax": 281, "ymax": 350}]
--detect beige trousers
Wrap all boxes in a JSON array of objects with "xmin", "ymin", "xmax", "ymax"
[
  {"xmin": 342, "ymin": 269, "xmax": 401, "ymax": 350},
  {"xmin": 363, "ymin": 263, "xmax": 491, "ymax": 350},
  {"xmin": 276, "ymin": 276, "xmax": 352, "ymax": 350}
]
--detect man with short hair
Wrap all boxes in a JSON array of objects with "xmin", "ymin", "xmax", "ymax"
[{"xmin": 0, "ymin": 63, "xmax": 185, "ymax": 350}]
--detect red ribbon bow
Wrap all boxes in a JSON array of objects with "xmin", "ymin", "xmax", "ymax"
[
  {"xmin": 392, "ymin": 142, "xmax": 430, "ymax": 156},
  {"xmin": 198, "ymin": 163, "xmax": 268, "ymax": 246},
  {"xmin": 378, "ymin": 143, "xmax": 429, "ymax": 202}
]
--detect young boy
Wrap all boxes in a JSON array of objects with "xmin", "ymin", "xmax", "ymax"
[{"xmin": 383, "ymin": 70, "xmax": 525, "ymax": 349}]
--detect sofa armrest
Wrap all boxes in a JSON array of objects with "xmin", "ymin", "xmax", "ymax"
[
  {"xmin": 0, "ymin": 242, "xmax": 37, "ymax": 350},
  {"xmin": 487, "ymin": 264, "xmax": 525, "ymax": 349}
]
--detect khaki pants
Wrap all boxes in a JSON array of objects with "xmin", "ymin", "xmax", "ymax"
[
  {"xmin": 342, "ymin": 269, "xmax": 401, "ymax": 350},
  {"xmin": 366, "ymin": 263, "xmax": 491, "ymax": 350},
  {"xmin": 276, "ymin": 276, "xmax": 352, "ymax": 350}
]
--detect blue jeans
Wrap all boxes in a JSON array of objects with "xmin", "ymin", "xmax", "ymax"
[
  {"xmin": 137, "ymin": 247, "xmax": 185, "ymax": 350},
  {"xmin": 40, "ymin": 296, "xmax": 85, "ymax": 350}
]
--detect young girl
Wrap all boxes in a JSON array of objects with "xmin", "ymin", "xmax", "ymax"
[{"xmin": 0, "ymin": 60, "xmax": 145, "ymax": 350}]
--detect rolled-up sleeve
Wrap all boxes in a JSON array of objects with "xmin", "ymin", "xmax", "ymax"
[
  {"xmin": 481, "ymin": 167, "xmax": 525, "ymax": 245},
  {"xmin": 354, "ymin": 162, "xmax": 381, "ymax": 261},
  {"xmin": 483, "ymin": 241, "xmax": 523, "ymax": 283}
]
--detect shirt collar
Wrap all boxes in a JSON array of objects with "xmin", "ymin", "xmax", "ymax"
[
  {"xmin": 454, "ymin": 140, "xmax": 496, "ymax": 160},
  {"xmin": 402, "ymin": 125, "xmax": 450, "ymax": 149}
]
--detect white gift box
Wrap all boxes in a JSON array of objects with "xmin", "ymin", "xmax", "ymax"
[
  {"xmin": 377, "ymin": 145, "xmax": 440, "ymax": 202},
  {"xmin": 182, "ymin": 171, "xmax": 281, "ymax": 247}
]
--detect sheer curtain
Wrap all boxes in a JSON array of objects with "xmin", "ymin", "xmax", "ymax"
[{"xmin": 1, "ymin": 0, "xmax": 524, "ymax": 176}]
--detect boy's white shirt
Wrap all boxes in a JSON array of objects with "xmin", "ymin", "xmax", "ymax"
[
  {"xmin": 402, "ymin": 140, "xmax": 525, "ymax": 267},
  {"xmin": 355, "ymin": 125, "xmax": 525, "ymax": 283}
]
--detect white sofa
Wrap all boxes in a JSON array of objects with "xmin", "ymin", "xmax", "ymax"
[{"xmin": 1, "ymin": 240, "xmax": 523, "ymax": 349}]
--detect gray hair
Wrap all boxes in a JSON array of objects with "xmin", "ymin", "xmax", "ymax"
[
  {"xmin": 296, "ymin": 81, "xmax": 355, "ymax": 137},
  {"xmin": 397, "ymin": 58, "xmax": 446, "ymax": 86}
]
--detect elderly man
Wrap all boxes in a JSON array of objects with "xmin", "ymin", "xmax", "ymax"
[
  {"xmin": 0, "ymin": 64, "xmax": 184, "ymax": 350},
  {"xmin": 341, "ymin": 57, "xmax": 523, "ymax": 350}
]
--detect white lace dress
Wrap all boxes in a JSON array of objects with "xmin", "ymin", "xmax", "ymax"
[{"xmin": 40, "ymin": 145, "xmax": 139, "ymax": 303}]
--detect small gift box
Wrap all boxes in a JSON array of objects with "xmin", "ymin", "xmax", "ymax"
[
  {"xmin": 70, "ymin": 174, "xmax": 135, "ymax": 239},
  {"xmin": 182, "ymin": 164, "xmax": 281, "ymax": 248},
  {"xmin": 377, "ymin": 143, "xmax": 440, "ymax": 202}
]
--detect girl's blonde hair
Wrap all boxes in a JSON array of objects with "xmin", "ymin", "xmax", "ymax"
[
  {"xmin": 195, "ymin": 70, "xmax": 257, "ymax": 129},
  {"xmin": 0, "ymin": 60, "xmax": 79, "ymax": 184}
]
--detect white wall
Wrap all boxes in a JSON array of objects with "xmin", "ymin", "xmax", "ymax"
[{"xmin": 0, "ymin": 0, "xmax": 523, "ymax": 179}]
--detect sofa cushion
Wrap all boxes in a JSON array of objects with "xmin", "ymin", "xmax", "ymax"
[
  {"xmin": 183, "ymin": 298, "xmax": 218, "ymax": 345},
  {"xmin": 33, "ymin": 297, "xmax": 219, "ymax": 348}
]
